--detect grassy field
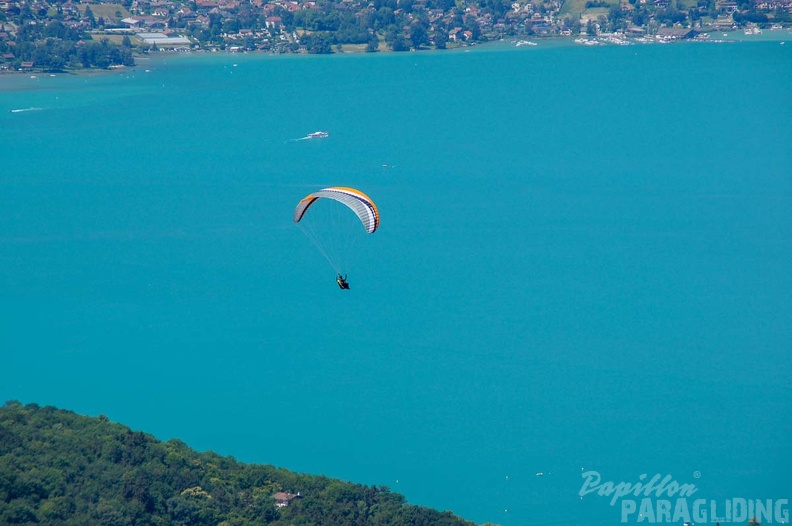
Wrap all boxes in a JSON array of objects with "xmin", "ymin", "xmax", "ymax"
[
  {"xmin": 338, "ymin": 43, "xmax": 370, "ymax": 53},
  {"xmin": 559, "ymin": 0, "xmax": 696, "ymax": 18},
  {"xmin": 80, "ymin": 4, "xmax": 131, "ymax": 23},
  {"xmin": 559, "ymin": 0, "xmax": 619, "ymax": 17},
  {"xmin": 89, "ymin": 34, "xmax": 129, "ymax": 44}
]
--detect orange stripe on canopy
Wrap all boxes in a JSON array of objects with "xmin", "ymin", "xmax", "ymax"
[{"xmin": 293, "ymin": 187, "xmax": 379, "ymax": 233}]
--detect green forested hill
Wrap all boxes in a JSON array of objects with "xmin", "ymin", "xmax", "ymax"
[{"xmin": 0, "ymin": 401, "xmax": 475, "ymax": 526}]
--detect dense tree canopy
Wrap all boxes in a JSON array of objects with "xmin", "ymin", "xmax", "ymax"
[
  {"xmin": 2, "ymin": 20, "xmax": 133, "ymax": 71},
  {"xmin": 0, "ymin": 401, "xmax": 475, "ymax": 526}
]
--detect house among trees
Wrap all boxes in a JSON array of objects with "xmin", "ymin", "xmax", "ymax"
[
  {"xmin": 716, "ymin": 1, "xmax": 739, "ymax": 12},
  {"xmin": 121, "ymin": 17, "xmax": 143, "ymax": 27},
  {"xmin": 273, "ymin": 491, "xmax": 301, "ymax": 507}
]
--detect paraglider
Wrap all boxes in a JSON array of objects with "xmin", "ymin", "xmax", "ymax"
[{"xmin": 294, "ymin": 187, "xmax": 379, "ymax": 288}]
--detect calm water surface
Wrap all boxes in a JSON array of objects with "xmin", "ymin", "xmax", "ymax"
[{"xmin": 1, "ymin": 40, "xmax": 790, "ymax": 525}]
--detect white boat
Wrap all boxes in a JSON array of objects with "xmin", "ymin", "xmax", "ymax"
[{"xmin": 307, "ymin": 131, "xmax": 329, "ymax": 139}]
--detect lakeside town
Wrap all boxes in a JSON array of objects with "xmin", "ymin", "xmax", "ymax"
[{"xmin": 1, "ymin": 0, "xmax": 790, "ymax": 70}]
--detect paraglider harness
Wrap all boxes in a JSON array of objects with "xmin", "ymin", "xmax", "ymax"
[{"xmin": 336, "ymin": 274, "xmax": 350, "ymax": 290}]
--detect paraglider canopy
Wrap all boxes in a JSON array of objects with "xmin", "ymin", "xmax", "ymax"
[
  {"xmin": 293, "ymin": 187, "xmax": 379, "ymax": 234},
  {"xmin": 293, "ymin": 186, "xmax": 379, "ymax": 279}
]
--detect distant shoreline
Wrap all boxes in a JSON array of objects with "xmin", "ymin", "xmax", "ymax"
[{"xmin": 1, "ymin": 29, "xmax": 789, "ymax": 84}]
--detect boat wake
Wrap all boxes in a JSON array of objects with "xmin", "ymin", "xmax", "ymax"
[{"xmin": 10, "ymin": 107, "xmax": 43, "ymax": 113}]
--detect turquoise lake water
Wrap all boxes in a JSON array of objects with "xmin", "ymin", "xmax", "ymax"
[{"xmin": 1, "ymin": 39, "xmax": 791, "ymax": 525}]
